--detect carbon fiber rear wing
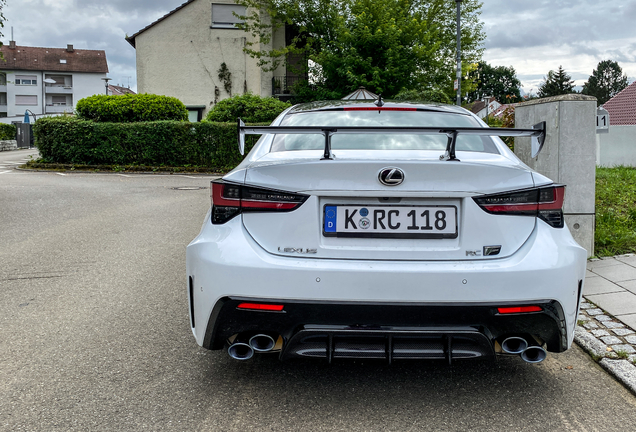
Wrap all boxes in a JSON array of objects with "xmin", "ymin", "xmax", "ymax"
[{"xmin": 237, "ymin": 118, "xmax": 546, "ymax": 161}]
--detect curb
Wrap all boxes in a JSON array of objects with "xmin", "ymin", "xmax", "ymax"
[
  {"xmin": 15, "ymin": 166, "xmax": 223, "ymax": 176},
  {"xmin": 575, "ymin": 298, "xmax": 636, "ymax": 395}
]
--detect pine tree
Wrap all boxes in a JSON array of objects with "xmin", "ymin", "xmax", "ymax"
[
  {"xmin": 538, "ymin": 66, "xmax": 575, "ymax": 98},
  {"xmin": 582, "ymin": 60, "xmax": 628, "ymax": 106}
]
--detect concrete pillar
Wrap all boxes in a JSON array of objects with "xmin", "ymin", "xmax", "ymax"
[{"xmin": 514, "ymin": 94, "xmax": 597, "ymax": 257}]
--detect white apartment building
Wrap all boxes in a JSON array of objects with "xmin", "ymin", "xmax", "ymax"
[{"xmin": 0, "ymin": 41, "xmax": 108, "ymax": 122}]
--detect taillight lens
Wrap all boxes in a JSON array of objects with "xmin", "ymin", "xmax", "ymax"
[
  {"xmin": 473, "ymin": 185, "xmax": 565, "ymax": 228},
  {"xmin": 211, "ymin": 180, "xmax": 309, "ymax": 224}
]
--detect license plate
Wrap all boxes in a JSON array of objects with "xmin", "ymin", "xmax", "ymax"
[{"xmin": 323, "ymin": 205, "xmax": 458, "ymax": 239}]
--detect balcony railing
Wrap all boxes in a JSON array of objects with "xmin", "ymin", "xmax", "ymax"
[
  {"xmin": 45, "ymin": 104, "xmax": 72, "ymax": 114},
  {"xmin": 271, "ymin": 76, "xmax": 307, "ymax": 96},
  {"xmin": 45, "ymin": 84, "xmax": 73, "ymax": 94}
]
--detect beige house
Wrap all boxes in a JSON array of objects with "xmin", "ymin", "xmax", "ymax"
[{"xmin": 126, "ymin": 0, "xmax": 291, "ymax": 120}]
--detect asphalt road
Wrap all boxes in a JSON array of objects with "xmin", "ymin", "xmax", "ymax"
[{"xmin": 2, "ymin": 154, "xmax": 636, "ymax": 431}]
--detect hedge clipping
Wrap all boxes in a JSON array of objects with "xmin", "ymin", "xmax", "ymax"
[{"xmin": 75, "ymin": 94, "xmax": 189, "ymax": 123}]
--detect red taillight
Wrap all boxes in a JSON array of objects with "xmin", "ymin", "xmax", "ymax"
[
  {"xmin": 211, "ymin": 181, "xmax": 308, "ymax": 224},
  {"xmin": 497, "ymin": 306, "xmax": 543, "ymax": 314},
  {"xmin": 343, "ymin": 107, "xmax": 417, "ymax": 111},
  {"xmin": 237, "ymin": 303, "xmax": 284, "ymax": 312},
  {"xmin": 473, "ymin": 185, "xmax": 565, "ymax": 228}
]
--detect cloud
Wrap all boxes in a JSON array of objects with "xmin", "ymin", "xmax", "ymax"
[{"xmin": 2, "ymin": 0, "xmax": 180, "ymax": 90}]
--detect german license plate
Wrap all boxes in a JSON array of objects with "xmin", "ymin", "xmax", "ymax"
[{"xmin": 323, "ymin": 205, "xmax": 458, "ymax": 239}]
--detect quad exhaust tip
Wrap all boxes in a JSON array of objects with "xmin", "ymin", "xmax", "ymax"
[
  {"xmin": 228, "ymin": 342, "xmax": 254, "ymax": 360},
  {"xmin": 501, "ymin": 336, "xmax": 529, "ymax": 355},
  {"xmin": 520, "ymin": 346, "xmax": 547, "ymax": 363},
  {"xmin": 249, "ymin": 334, "xmax": 276, "ymax": 352}
]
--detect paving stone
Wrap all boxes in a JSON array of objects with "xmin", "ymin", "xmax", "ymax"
[
  {"xmin": 615, "ymin": 255, "xmax": 636, "ymax": 267},
  {"xmin": 629, "ymin": 354, "xmax": 636, "ymax": 363},
  {"xmin": 591, "ymin": 329, "xmax": 610, "ymax": 337},
  {"xmin": 602, "ymin": 321, "xmax": 624, "ymax": 329},
  {"xmin": 625, "ymin": 335, "xmax": 636, "ymax": 345},
  {"xmin": 591, "ymin": 263, "xmax": 636, "ymax": 282},
  {"xmin": 613, "ymin": 328, "xmax": 635, "ymax": 336},
  {"xmin": 616, "ymin": 314, "xmax": 636, "ymax": 330},
  {"xmin": 574, "ymin": 327, "xmax": 611, "ymax": 358},
  {"xmin": 583, "ymin": 277, "xmax": 625, "ymax": 295},
  {"xmin": 587, "ymin": 258, "xmax": 621, "ymax": 270},
  {"xmin": 601, "ymin": 335, "xmax": 623, "ymax": 345},
  {"xmin": 596, "ymin": 315, "xmax": 612, "ymax": 322},
  {"xmin": 599, "ymin": 359, "xmax": 636, "ymax": 394},
  {"xmin": 587, "ymin": 308, "xmax": 604, "ymax": 315},
  {"xmin": 618, "ymin": 280, "xmax": 636, "ymax": 295},
  {"xmin": 611, "ymin": 344, "xmax": 636, "ymax": 354},
  {"xmin": 584, "ymin": 322, "xmax": 599, "ymax": 329},
  {"xmin": 578, "ymin": 315, "xmax": 590, "ymax": 322},
  {"xmin": 580, "ymin": 302, "xmax": 594, "ymax": 309},
  {"xmin": 587, "ymin": 291, "xmax": 636, "ymax": 316}
]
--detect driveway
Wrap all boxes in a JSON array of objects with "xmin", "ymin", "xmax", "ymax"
[{"xmin": 2, "ymin": 169, "xmax": 636, "ymax": 431}]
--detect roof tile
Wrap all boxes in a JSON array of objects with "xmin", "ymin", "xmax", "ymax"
[
  {"xmin": 0, "ymin": 45, "xmax": 108, "ymax": 74},
  {"xmin": 604, "ymin": 81, "xmax": 636, "ymax": 126}
]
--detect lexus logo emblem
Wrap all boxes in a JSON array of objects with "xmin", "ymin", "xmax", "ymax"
[{"xmin": 378, "ymin": 167, "xmax": 405, "ymax": 186}]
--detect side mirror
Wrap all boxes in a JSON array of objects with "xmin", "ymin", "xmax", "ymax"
[
  {"xmin": 531, "ymin": 121, "xmax": 546, "ymax": 158},
  {"xmin": 237, "ymin": 118, "xmax": 246, "ymax": 155}
]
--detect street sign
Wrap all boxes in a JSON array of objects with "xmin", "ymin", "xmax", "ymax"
[
  {"xmin": 453, "ymin": 80, "xmax": 458, "ymax": 91},
  {"xmin": 596, "ymin": 107, "xmax": 609, "ymax": 134}
]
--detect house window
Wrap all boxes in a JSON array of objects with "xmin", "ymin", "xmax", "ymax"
[
  {"xmin": 16, "ymin": 95, "xmax": 38, "ymax": 106},
  {"xmin": 211, "ymin": 3, "xmax": 246, "ymax": 29},
  {"xmin": 15, "ymin": 75, "xmax": 38, "ymax": 85},
  {"xmin": 52, "ymin": 96, "xmax": 68, "ymax": 105}
]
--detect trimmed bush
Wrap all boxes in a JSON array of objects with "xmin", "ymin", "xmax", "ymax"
[
  {"xmin": 205, "ymin": 93, "xmax": 291, "ymax": 123},
  {"xmin": 0, "ymin": 123, "xmax": 16, "ymax": 140},
  {"xmin": 75, "ymin": 94, "xmax": 189, "ymax": 123},
  {"xmin": 33, "ymin": 117, "xmax": 266, "ymax": 171}
]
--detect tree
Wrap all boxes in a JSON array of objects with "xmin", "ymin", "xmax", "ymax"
[
  {"xmin": 582, "ymin": 60, "xmax": 628, "ymax": 106},
  {"xmin": 467, "ymin": 62, "xmax": 522, "ymax": 104},
  {"xmin": 236, "ymin": 0, "xmax": 485, "ymax": 99},
  {"xmin": 537, "ymin": 66, "xmax": 575, "ymax": 98},
  {"xmin": 0, "ymin": 0, "xmax": 5, "ymax": 51}
]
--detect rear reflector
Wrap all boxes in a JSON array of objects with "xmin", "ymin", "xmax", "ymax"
[
  {"xmin": 473, "ymin": 185, "xmax": 565, "ymax": 228},
  {"xmin": 211, "ymin": 180, "xmax": 309, "ymax": 224},
  {"xmin": 497, "ymin": 306, "xmax": 543, "ymax": 314},
  {"xmin": 237, "ymin": 303, "xmax": 284, "ymax": 312}
]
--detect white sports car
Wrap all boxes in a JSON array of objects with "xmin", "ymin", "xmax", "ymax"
[{"xmin": 186, "ymin": 100, "xmax": 587, "ymax": 364}]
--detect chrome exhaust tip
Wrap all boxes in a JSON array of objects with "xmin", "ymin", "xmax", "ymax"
[
  {"xmin": 228, "ymin": 342, "xmax": 254, "ymax": 360},
  {"xmin": 501, "ymin": 337, "xmax": 529, "ymax": 355},
  {"xmin": 249, "ymin": 334, "xmax": 276, "ymax": 352},
  {"xmin": 520, "ymin": 346, "xmax": 547, "ymax": 363}
]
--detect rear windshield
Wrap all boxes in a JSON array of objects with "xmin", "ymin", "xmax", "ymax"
[{"xmin": 271, "ymin": 110, "xmax": 499, "ymax": 154}]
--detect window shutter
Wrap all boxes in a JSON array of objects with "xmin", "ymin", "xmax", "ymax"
[
  {"xmin": 15, "ymin": 75, "xmax": 37, "ymax": 81},
  {"xmin": 16, "ymin": 95, "xmax": 38, "ymax": 105},
  {"xmin": 212, "ymin": 4, "xmax": 246, "ymax": 27}
]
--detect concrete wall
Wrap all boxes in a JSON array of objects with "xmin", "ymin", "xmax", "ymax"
[
  {"xmin": 597, "ymin": 125, "xmax": 636, "ymax": 167},
  {"xmin": 515, "ymin": 94, "xmax": 597, "ymax": 257},
  {"xmin": 135, "ymin": 0, "xmax": 286, "ymax": 116}
]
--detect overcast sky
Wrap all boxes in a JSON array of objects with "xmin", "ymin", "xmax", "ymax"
[{"xmin": 3, "ymin": 0, "xmax": 635, "ymax": 94}]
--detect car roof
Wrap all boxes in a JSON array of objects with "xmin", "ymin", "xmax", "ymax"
[{"xmin": 286, "ymin": 100, "xmax": 471, "ymax": 115}]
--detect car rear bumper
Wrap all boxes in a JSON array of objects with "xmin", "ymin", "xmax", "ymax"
[
  {"xmin": 204, "ymin": 298, "xmax": 568, "ymax": 359},
  {"xmin": 186, "ymin": 212, "xmax": 587, "ymax": 354}
]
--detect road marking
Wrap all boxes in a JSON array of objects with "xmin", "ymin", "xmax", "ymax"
[
  {"xmin": 0, "ymin": 170, "xmax": 12, "ymax": 174},
  {"xmin": 5, "ymin": 161, "xmax": 24, "ymax": 165},
  {"xmin": 56, "ymin": 173, "xmax": 66, "ymax": 176},
  {"xmin": 117, "ymin": 174, "xmax": 132, "ymax": 178}
]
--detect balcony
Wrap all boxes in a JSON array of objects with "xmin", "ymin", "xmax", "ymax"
[
  {"xmin": 0, "ymin": 85, "xmax": 6, "ymax": 92},
  {"xmin": 45, "ymin": 104, "xmax": 73, "ymax": 114},
  {"xmin": 271, "ymin": 76, "xmax": 307, "ymax": 101},
  {"xmin": 0, "ymin": 104, "xmax": 7, "ymax": 112},
  {"xmin": 45, "ymin": 85, "xmax": 73, "ymax": 94}
]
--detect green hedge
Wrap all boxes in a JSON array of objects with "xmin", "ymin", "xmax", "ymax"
[
  {"xmin": 75, "ymin": 94, "xmax": 189, "ymax": 123},
  {"xmin": 0, "ymin": 123, "xmax": 16, "ymax": 140},
  {"xmin": 205, "ymin": 93, "xmax": 291, "ymax": 123},
  {"xmin": 33, "ymin": 117, "xmax": 266, "ymax": 171}
]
